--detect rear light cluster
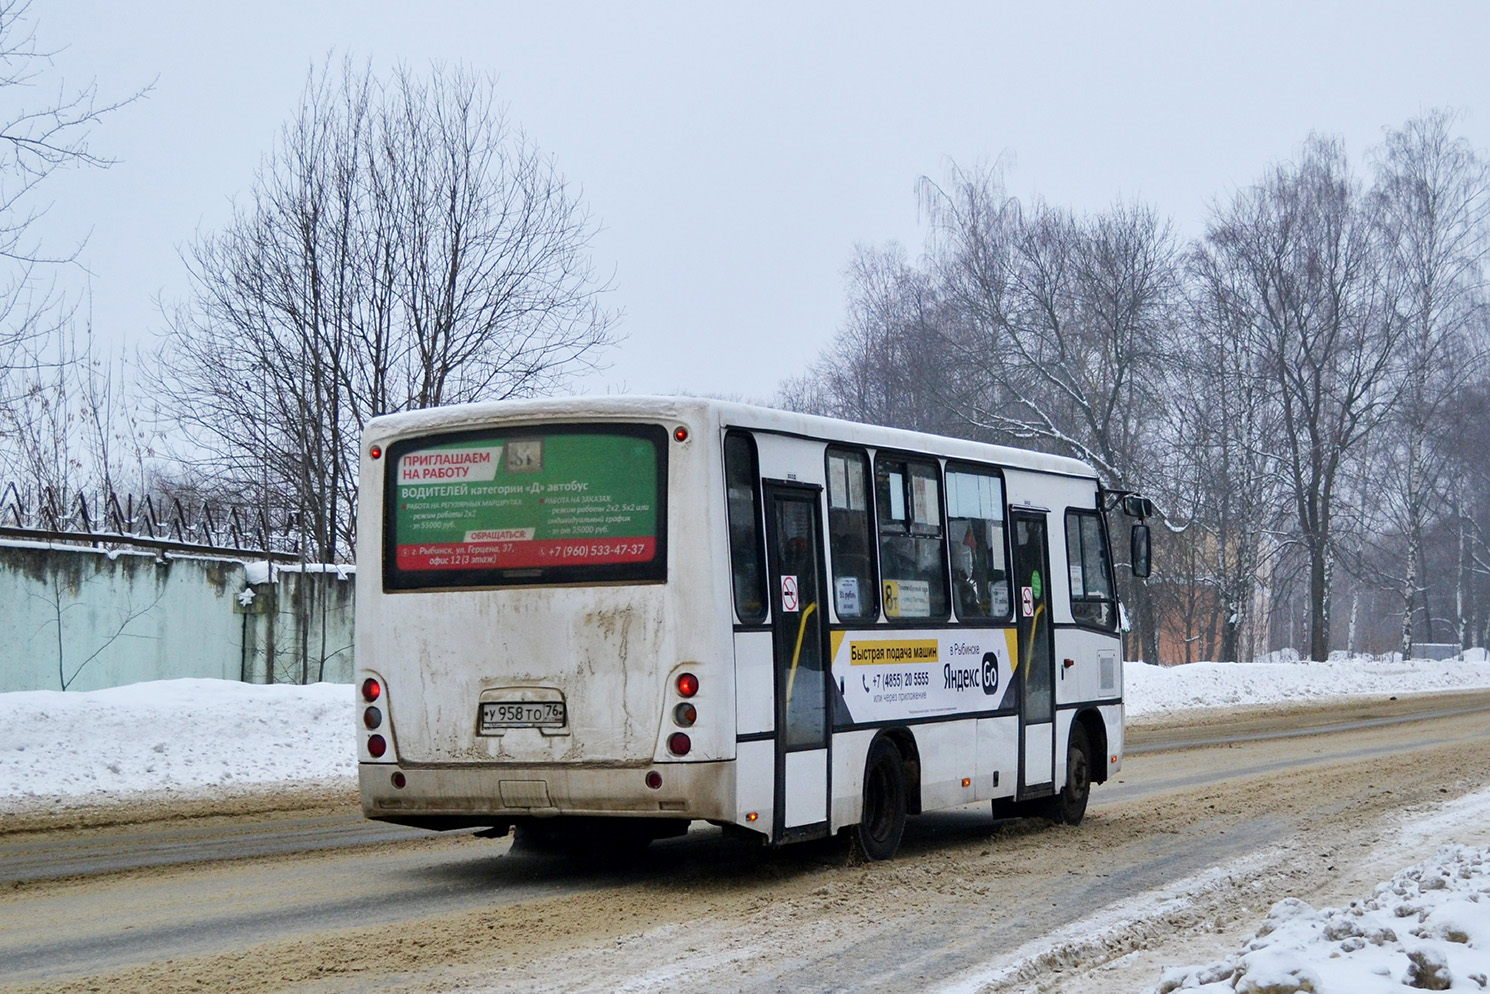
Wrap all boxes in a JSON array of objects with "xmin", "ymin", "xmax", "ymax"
[
  {"xmin": 361, "ymin": 678, "xmax": 388, "ymax": 758},
  {"xmin": 668, "ymin": 672, "xmax": 699, "ymax": 756}
]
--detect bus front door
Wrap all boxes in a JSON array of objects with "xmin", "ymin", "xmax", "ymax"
[
  {"xmin": 1012, "ymin": 510, "xmax": 1056, "ymax": 796},
  {"xmin": 764, "ymin": 486, "xmax": 831, "ymax": 843}
]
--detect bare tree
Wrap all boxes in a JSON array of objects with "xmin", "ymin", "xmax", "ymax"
[
  {"xmin": 919, "ymin": 165, "xmax": 1180, "ymax": 661},
  {"xmin": 154, "ymin": 58, "xmax": 619, "ymax": 565},
  {"xmin": 0, "ymin": 0, "xmax": 147, "ymax": 419},
  {"xmin": 921, "ymin": 166, "xmax": 1179, "ymax": 496},
  {"xmin": 1368, "ymin": 110, "xmax": 1490, "ymax": 655},
  {"xmin": 1173, "ymin": 253, "xmax": 1291, "ymax": 661},
  {"xmin": 1202, "ymin": 136, "xmax": 1401, "ymax": 661},
  {"xmin": 778, "ymin": 243, "xmax": 962, "ymax": 434}
]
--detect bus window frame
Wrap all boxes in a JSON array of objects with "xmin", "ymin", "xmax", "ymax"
[
  {"xmin": 943, "ymin": 460, "xmax": 1015, "ymax": 625},
  {"xmin": 725, "ymin": 430, "xmax": 769, "ymax": 624},
  {"xmin": 381, "ymin": 422, "xmax": 669, "ymax": 592},
  {"xmin": 1063, "ymin": 506, "xmax": 1118, "ymax": 632},
  {"xmin": 823, "ymin": 444, "xmax": 880, "ymax": 624},
  {"xmin": 872, "ymin": 448, "xmax": 951, "ymax": 624}
]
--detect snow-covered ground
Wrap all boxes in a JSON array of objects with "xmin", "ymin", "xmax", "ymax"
[
  {"xmin": 4, "ymin": 653, "xmax": 1490, "ymax": 992},
  {"xmin": 0, "ymin": 678, "xmax": 353, "ymax": 810},
  {"xmin": 4, "ymin": 652, "xmax": 1488, "ymax": 810},
  {"xmin": 1155, "ymin": 831, "xmax": 1490, "ymax": 994},
  {"xmin": 1124, "ymin": 649, "xmax": 1490, "ymax": 718}
]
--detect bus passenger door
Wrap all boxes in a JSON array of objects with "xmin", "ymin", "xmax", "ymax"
[
  {"xmin": 1012, "ymin": 510, "xmax": 1056, "ymax": 796},
  {"xmin": 764, "ymin": 485, "xmax": 830, "ymax": 843}
]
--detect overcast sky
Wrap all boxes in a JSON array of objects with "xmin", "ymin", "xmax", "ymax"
[{"xmin": 36, "ymin": 1, "xmax": 1490, "ymax": 403}]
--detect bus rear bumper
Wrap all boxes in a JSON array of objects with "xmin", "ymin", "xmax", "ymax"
[{"xmin": 360, "ymin": 760, "xmax": 735, "ymax": 829}]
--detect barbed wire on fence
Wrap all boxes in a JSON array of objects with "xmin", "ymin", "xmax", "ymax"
[{"xmin": 0, "ymin": 482, "xmax": 304, "ymax": 560}]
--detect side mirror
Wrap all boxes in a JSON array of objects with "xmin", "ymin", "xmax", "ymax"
[
  {"xmin": 1130, "ymin": 523, "xmax": 1152, "ymax": 578},
  {"xmin": 1122, "ymin": 495, "xmax": 1155, "ymax": 519}
]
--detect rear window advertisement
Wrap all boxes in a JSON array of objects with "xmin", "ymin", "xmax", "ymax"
[{"xmin": 391, "ymin": 431, "xmax": 661, "ymax": 575}]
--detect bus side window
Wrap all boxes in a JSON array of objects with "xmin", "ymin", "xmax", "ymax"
[
  {"xmin": 725, "ymin": 433, "xmax": 767, "ymax": 622},
  {"xmin": 874, "ymin": 455, "xmax": 948, "ymax": 620},
  {"xmin": 825, "ymin": 448, "xmax": 877, "ymax": 621},
  {"xmin": 946, "ymin": 467, "xmax": 1012, "ymax": 621},
  {"xmin": 1065, "ymin": 508, "xmax": 1116, "ymax": 629}
]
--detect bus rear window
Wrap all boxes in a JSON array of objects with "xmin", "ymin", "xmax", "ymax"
[{"xmin": 383, "ymin": 424, "xmax": 667, "ymax": 590}]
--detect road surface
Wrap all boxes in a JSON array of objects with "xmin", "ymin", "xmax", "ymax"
[{"xmin": 3, "ymin": 689, "xmax": 1489, "ymax": 993}]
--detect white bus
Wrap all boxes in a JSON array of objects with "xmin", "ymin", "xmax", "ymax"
[{"xmin": 354, "ymin": 397, "xmax": 1150, "ymax": 858}]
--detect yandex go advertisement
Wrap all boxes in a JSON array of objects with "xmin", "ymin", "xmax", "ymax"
[
  {"xmin": 390, "ymin": 429, "xmax": 660, "ymax": 573},
  {"xmin": 831, "ymin": 628, "xmax": 1022, "ymax": 722}
]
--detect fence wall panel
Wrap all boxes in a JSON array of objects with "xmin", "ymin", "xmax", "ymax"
[{"xmin": 0, "ymin": 542, "xmax": 355, "ymax": 692}]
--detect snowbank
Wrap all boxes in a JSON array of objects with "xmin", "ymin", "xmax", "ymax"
[
  {"xmin": 1154, "ymin": 844, "xmax": 1490, "ymax": 993},
  {"xmin": 1125, "ymin": 654, "xmax": 1490, "ymax": 718},
  {"xmin": 0, "ymin": 679, "xmax": 353, "ymax": 814}
]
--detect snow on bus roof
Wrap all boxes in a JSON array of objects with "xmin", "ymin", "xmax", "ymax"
[{"xmin": 364, "ymin": 395, "xmax": 1100, "ymax": 482}]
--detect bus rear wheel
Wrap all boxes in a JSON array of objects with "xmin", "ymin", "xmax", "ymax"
[
  {"xmin": 1046, "ymin": 724, "xmax": 1092, "ymax": 826},
  {"xmin": 855, "ymin": 738, "xmax": 907, "ymax": 860}
]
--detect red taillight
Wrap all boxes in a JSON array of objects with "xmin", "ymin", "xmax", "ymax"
[
  {"xmin": 667, "ymin": 732, "xmax": 692, "ymax": 756},
  {"xmin": 370, "ymin": 445, "xmax": 382, "ymax": 460},
  {"xmin": 361, "ymin": 678, "xmax": 382, "ymax": 702},
  {"xmin": 645, "ymin": 771, "xmax": 663, "ymax": 790},
  {"xmin": 391, "ymin": 771, "xmax": 406, "ymax": 789},
  {"xmin": 367, "ymin": 734, "xmax": 387, "ymax": 758},
  {"xmin": 676, "ymin": 673, "xmax": 699, "ymax": 698},
  {"xmin": 673, "ymin": 426, "xmax": 689, "ymax": 443}
]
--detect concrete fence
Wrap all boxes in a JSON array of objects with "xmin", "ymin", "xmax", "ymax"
[{"xmin": 0, "ymin": 541, "xmax": 355, "ymax": 693}]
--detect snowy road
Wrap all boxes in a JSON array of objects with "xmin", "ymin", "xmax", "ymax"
[{"xmin": 4, "ymin": 690, "xmax": 1489, "ymax": 993}]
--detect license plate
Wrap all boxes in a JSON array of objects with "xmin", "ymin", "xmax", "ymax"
[{"xmin": 480, "ymin": 700, "xmax": 566, "ymax": 732}]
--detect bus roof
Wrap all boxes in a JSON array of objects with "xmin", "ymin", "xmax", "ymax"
[{"xmin": 364, "ymin": 395, "xmax": 1101, "ymax": 483}]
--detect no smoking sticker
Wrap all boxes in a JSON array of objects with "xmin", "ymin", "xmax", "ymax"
[
  {"xmin": 1021, "ymin": 586, "xmax": 1034, "ymax": 618},
  {"xmin": 782, "ymin": 575, "xmax": 800, "ymax": 612}
]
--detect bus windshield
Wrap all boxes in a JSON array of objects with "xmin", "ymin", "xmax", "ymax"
[{"xmin": 382, "ymin": 423, "xmax": 667, "ymax": 590}]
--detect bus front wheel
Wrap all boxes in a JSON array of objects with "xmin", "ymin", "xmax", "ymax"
[
  {"xmin": 1046, "ymin": 724, "xmax": 1092, "ymax": 826},
  {"xmin": 855, "ymin": 738, "xmax": 907, "ymax": 860}
]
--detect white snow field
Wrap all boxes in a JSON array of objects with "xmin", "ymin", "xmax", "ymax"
[
  {"xmin": 0, "ymin": 678, "xmax": 353, "ymax": 811},
  {"xmin": 3, "ymin": 653, "xmax": 1487, "ymax": 810},
  {"xmin": 4, "ymin": 653, "xmax": 1490, "ymax": 992},
  {"xmin": 1123, "ymin": 649, "xmax": 1490, "ymax": 718}
]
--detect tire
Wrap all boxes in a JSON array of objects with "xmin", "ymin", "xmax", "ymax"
[
  {"xmin": 1046, "ymin": 724, "xmax": 1092, "ymax": 826},
  {"xmin": 855, "ymin": 738, "xmax": 907, "ymax": 860}
]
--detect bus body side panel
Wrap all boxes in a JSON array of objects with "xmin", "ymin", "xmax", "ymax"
[
  {"xmin": 828, "ymin": 729, "xmax": 874, "ymax": 830},
  {"xmin": 1103, "ymin": 703, "xmax": 1125, "ymax": 775},
  {"xmin": 914, "ymin": 720, "xmax": 983, "ymax": 811},
  {"xmin": 733, "ymin": 739, "xmax": 775, "ymax": 831},
  {"xmin": 733, "ymin": 631, "xmax": 773, "ymax": 736},
  {"xmin": 977, "ymin": 715, "xmax": 1020, "ymax": 800},
  {"xmin": 1054, "ymin": 628, "xmax": 1121, "ymax": 707}
]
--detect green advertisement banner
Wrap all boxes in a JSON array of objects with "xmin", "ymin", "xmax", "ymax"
[{"xmin": 392, "ymin": 432, "xmax": 659, "ymax": 571}]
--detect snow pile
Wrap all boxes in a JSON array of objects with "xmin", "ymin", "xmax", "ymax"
[
  {"xmin": 1126, "ymin": 654, "xmax": 1490, "ymax": 718},
  {"xmin": 1153, "ymin": 845, "xmax": 1490, "ymax": 993},
  {"xmin": 0, "ymin": 679, "xmax": 354, "ymax": 813}
]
